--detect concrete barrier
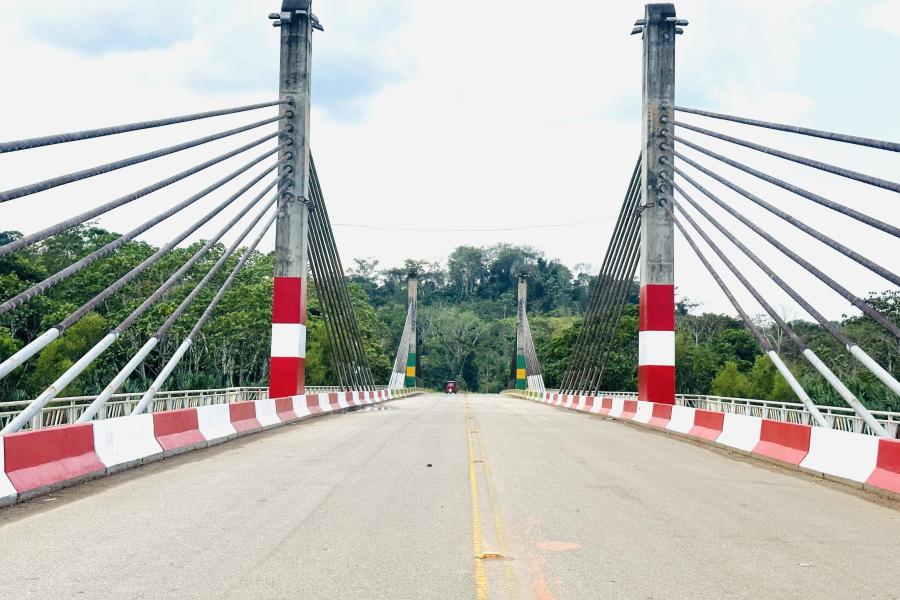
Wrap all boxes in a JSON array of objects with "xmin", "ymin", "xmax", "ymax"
[
  {"xmin": 93, "ymin": 414, "xmax": 163, "ymax": 472},
  {"xmin": 866, "ymin": 439, "xmax": 900, "ymax": 495},
  {"xmin": 292, "ymin": 395, "xmax": 311, "ymax": 419},
  {"xmin": 688, "ymin": 410, "xmax": 725, "ymax": 441},
  {"xmin": 715, "ymin": 413, "xmax": 762, "ymax": 452},
  {"xmin": 607, "ymin": 397, "xmax": 624, "ymax": 417},
  {"xmin": 800, "ymin": 427, "xmax": 879, "ymax": 484},
  {"xmin": 597, "ymin": 397, "xmax": 613, "ymax": 415},
  {"xmin": 665, "ymin": 405, "xmax": 696, "ymax": 434},
  {"xmin": 752, "ymin": 419, "xmax": 811, "ymax": 465},
  {"xmin": 633, "ymin": 401, "xmax": 654, "ymax": 424},
  {"xmin": 153, "ymin": 409, "xmax": 205, "ymax": 454},
  {"xmin": 254, "ymin": 398, "xmax": 281, "ymax": 428},
  {"xmin": 582, "ymin": 396, "xmax": 594, "ymax": 412},
  {"xmin": 305, "ymin": 394, "xmax": 323, "ymax": 415},
  {"xmin": 619, "ymin": 399, "xmax": 638, "ymax": 420},
  {"xmin": 327, "ymin": 392, "xmax": 342, "ymax": 412},
  {"xmin": 275, "ymin": 396, "xmax": 299, "ymax": 422},
  {"xmin": 229, "ymin": 402, "xmax": 262, "ymax": 434},
  {"xmin": 196, "ymin": 404, "xmax": 238, "ymax": 443},
  {"xmin": 647, "ymin": 403, "xmax": 672, "ymax": 428},
  {"xmin": 563, "ymin": 394, "xmax": 575, "ymax": 409},
  {"xmin": 3, "ymin": 423, "xmax": 106, "ymax": 498},
  {"xmin": 0, "ymin": 442, "xmax": 16, "ymax": 506},
  {"xmin": 320, "ymin": 393, "xmax": 336, "ymax": 413}
]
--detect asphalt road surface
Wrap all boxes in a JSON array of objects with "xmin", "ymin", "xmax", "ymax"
[{"xmin": 1, "ymin": 393, "xmax": 898, "ymax": 599}]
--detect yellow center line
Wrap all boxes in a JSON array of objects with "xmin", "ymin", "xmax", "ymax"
[
  {"xmin": 465, "ymin": 399, "xmax": 489, "ymax": 600},
  {"xmin": 475, "ymin": 424, "xmax": 520, "ymax": 600}
]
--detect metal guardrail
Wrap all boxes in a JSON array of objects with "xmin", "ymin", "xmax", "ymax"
[
  {"xmin": 0, "ymin": 385, "xmax": 386, "ymax": 431},
  {"xmin": 536, "ymin": 390, "xmax": 900, "ymax": 438}
]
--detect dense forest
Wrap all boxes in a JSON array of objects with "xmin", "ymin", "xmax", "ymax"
[{"xmin": 1, "ymin": 227, "xmax": 898, "ymax": 411}]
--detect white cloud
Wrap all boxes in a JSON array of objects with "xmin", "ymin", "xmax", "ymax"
[{"xmin": 864, "ymin": 0, "xmax": 900, "ymax": 34}]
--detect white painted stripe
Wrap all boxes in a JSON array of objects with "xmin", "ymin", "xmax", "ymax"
[
  {"xmin": 633, "ymin": 401, "xmax": 654, "ymax": 423},
  {"xmin": 254, "ymin": 399, "xmax": 280, "ymax": 427},
  {"xmin": 318, "ymin": 394, "xmax": 333, "ymax": 413},
  {"xmin": 0, "ymin": 440, "xmax": 15, "ymax": 506},
  {"xmin": 608, "ymin": 397, "xmax": 625, "ymax": 418},
  {"xmin": 93, "ymin": 415, "xmax": 164, "ymax": 472},
  {"xmin": 196, "ymin": 404, "xmax": 237, "ymax": 442},
  {"xmin": 638, "ymin": 330, "xmax": 675, "ymax": 366},
  {"xmin": 575, "ymin": 396, "xmax": 587, "ymax": 411},
  {"xmin": 337, "ymin": 394, "xmax": 350, "ymax": 409},
  {"xmin": 800, "ymin": 427, "xmax": 879, "ymax": 483},
  {"xmin": 270, "ymin": 323, "xmax": 306, "ymax": 358},
  {"xmin": 292, "ymin": 395, "xmax": 311, "ymax": 419},
  {"xmin": 715, "ymin": 413, "xmax": 762, "ymax": 452},
  {"xmin": 666, "ymin": 405, "xmax": 696, "ymax": 434}
]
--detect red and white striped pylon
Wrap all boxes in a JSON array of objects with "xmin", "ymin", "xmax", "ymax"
[
  {"xmin": 269, "ymin": 276, "xmax": 307, "ymax": 398},
  {"xmin": 638, "ymin": 284, "xmax": 675, "ymax": 404}
]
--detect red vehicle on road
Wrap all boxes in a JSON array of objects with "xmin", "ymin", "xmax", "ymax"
[{"xmin": 444, "ymin": 380, "xmax": 457, "ymax": 394}]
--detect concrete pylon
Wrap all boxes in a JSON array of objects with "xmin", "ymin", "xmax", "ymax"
[
  {"xmin": 515, "ymin": 274, "xmax": 528, "ymax": 390},
  {"xmin": 268, "ymin": 1, "xmax": 318, "ymax": 399},
  {"xmin": 404, "ymin": 273, "xmax": 418, "ymax": 387},
  {"xmin": 638, "ymin": 3, "xmax": 679, "ymax": 405}
]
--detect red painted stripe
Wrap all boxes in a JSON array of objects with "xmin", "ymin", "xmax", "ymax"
[
  {"xmin": 689, "ymin": 410, "xmax": 725, "ymax": 440},
  {"xmin": 752, "ymin": 420, "xmax": 811, "ymax": 465},
  {"xmin": 599, "ymin": 397, "xmax": 613, "ymax": 416},
  {"xmin": 274, "ymin": 397, "xmax": 298, "ymax": 422},
  {"xmin": 620, "ymin": 399, "xmax": 638, "ymax": 420},
  {"xmin": 269, "ymin": 356, "xmax": 305, "ymax": 398},
  {"xmin": 152, "ymin": 409, "xmax": 205, "ymax": 451},
  {"xmin": 866, "ymin": 439, "xmax": 900, "ymax": 494},
  {"xmin": 229, "ymin": 402, "xmax": 262, "ymax": 434},
  {"xmin": 639, "ymin": 284, "xmax": 675, "ymax": 331},
  {"xmin": 328, "ymin": 393, "xmax": 341, "ymax": 410},
  {"xmin": 3, "ymin": 424, "xmax": 105, "ymax": 494},
  {"xmin": 647, "ymin": 403, "xmax": 673, "ymax": 428},
  {"xmin": 638, "ymin": 365, "xmax": 675, "ymax": 405},
  {"xmin": 345, "ymin": 391, "xmax": 356, "ymax": 406},
  {"xmin": 584, "ymin": 396, "xmax": 595, "ymax": 411},
  {"xmin": 272, "ymin": 276, "xmax": 306, "ymax": 324},
  {"xmin": 306, "ymin": 394, "xmax": 323, "ymax": 414},
  {"xmin": 369, "ymin": 391, "xmax": 376, "ymax": 400}
]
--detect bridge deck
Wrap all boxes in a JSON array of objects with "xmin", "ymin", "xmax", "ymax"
[{"xmin": 1, "ymin": 394, "xmax": 897, "ymax": 599}]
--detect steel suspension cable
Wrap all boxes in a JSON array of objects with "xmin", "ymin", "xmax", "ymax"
[
  {"xmin": 663, "ymin": 117, "xmax": 900, "ymax": 195},
  {"xmin": 2, "ymin": 175, "xmax": 281, "ymax": 432},
  {"xmin": 668, "ymin": 162, "xmax": 900, "ymax": 336},
  {"xmin": 672, "ymin": 106, "xmax": 900, "ymax": 153},
  {"xmin": 78, "ymin": 192, "xmax": 280, "ymax": 422},
  {"xmin": 0, "ymin": 167, "xmax": 280, "ymax": 383},
  {"xmin": 0, "ymin": 132, "xmax": 282, "ymax": 257},
  {"xmin": 667, "ymin": 199, "xmax": 886, "ymax": 435},
  {"xmin": 310, "ymin": 160, "xmax": 375, "ymax": 388},
  {"xmin": 667, "ymin": 206, "xmax": 828, "ymax": 427},
  {"xmin": 0, "ymin": 116, "xmax": 284, "ymax": 203},
  {"xmin": 663, "ymin": 132, "xmax": 899, "ymax": 238},
  {"xmin": 0, "ymin": 146, "xmax": 285, "ymax": 316},
  {"xmin": 566, "ymin": 181, "xmax": 641, "ymax": 392},
  {"xmin": 668, "ymin": 175, "xmax": 900, "ymax": 396},
  {"xmin": 0, "ymin": 100, "xmax": 286, "ymax": 153},
  {"xmin": 586, "ymin": 233, "xmax": 641, "ymax": 393},
  {"xmin": 562, "ymin": 160, "xmax": 641, "ymax": 390},
  {"xmin": 132, "ymin": 210, "xmax": 278, "ymax": 415}
]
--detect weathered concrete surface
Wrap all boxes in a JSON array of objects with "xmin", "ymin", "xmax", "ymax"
[{"xmin": 1, "ymin": 394, "xmax": 898, "ymax": 600}]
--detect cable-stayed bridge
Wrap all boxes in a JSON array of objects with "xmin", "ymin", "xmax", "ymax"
[{"xmin": 0, "ymin": 3, "xmax": 898, "ymax": 598}]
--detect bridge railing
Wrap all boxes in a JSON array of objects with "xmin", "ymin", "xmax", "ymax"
[
  {"xmin": 539, "ymin": 390, "xmax": 900, "ymax": 438},
  {"xmin": 0, "ymin": 385, "xmax": 386, "ymax": 431}
]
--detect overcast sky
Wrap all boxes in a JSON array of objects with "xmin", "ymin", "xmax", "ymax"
[{"xmin": 0, "ymin": 0, "xmax": 898, "ymax": 322}]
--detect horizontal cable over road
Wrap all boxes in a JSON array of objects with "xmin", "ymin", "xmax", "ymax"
[
  {"xmin": 664, "ymin": 117, "xmax": 900, "ymax": 194},
  {"xmin": 0, "ymin": 100, "xmax": 286, "ymax": 154},
  {"xmin": 673, "ymin": 106, "xmax": 900, "ymax": 153},
  {"xmin": 0, "ymin": 133, "xmax": 282, "ymax": 257},
  {"xmin": 0, "ymin": 115, "xmax": 284, "ymax": 202}
]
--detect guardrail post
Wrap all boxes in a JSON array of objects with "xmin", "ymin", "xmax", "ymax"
[
  {"xmin": 637, "ymin": 3, "xmax": 683, "ymax": 406},
  {"xmin": 268, "ymin": 1, "xmax": 319, "ymax": 399}
]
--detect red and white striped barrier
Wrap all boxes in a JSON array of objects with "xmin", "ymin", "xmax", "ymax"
[
  {"xmin": 93, "ymin": 414, "xmax": 163, "ymax": 473},
  {"xmin": 0, "ymin": 388, "xmax": 422, "ymax": 506},
  {"xmin": 509, "ymin": 390, "xmax": 900, "ymax": 499},
  {"xmin": 2, "ymin": 423, "xmax": 105, "ymax": 500}
]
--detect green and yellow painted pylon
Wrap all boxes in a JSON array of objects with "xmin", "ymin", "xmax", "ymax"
[{"xmin": 404, "ymin": 274, "xmax": 418, "ymax": 388}]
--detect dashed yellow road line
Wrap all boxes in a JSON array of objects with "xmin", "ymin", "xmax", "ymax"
[{"xmin": 465, "ymin": 399, "xmax": 489, "ymax": 600}]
